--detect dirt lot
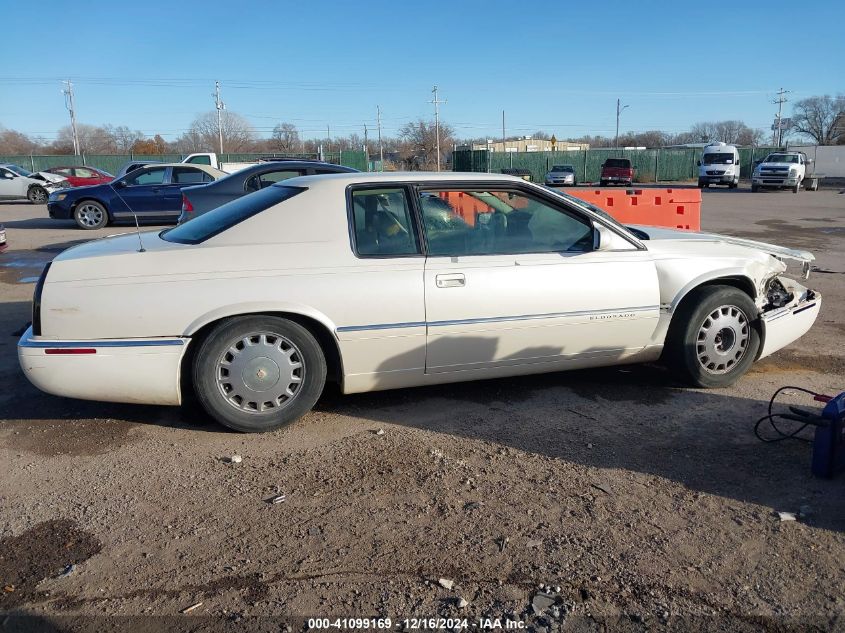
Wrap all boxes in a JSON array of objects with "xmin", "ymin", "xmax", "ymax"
[{"xmin": 1, "ymin": 186, "xmax": 844, "ymax": 632}]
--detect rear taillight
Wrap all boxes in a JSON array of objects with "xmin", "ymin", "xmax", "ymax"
[
  {"xmin": 32, "ymin": 262, "xmax": 51, "ymax": 336},
  {"xmin": 181, "ymin": 194, "xmax": 194, "ymax": 214}
]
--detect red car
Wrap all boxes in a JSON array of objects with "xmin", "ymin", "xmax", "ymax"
[
  {"xmin": 43, "ymin": 166, "xmax": 113, "ymax": 187},
  {"xmin": 599, "ymin": 158, "xmax": 634, "ymax": 187}
]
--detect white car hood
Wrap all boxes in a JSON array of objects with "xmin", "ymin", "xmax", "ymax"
[
  {"xmin": 631, "ymin": 225, "xmax": 814, "ymax": 264},
  {"xmin": 32, "ymin": 171, "xmax": 68, "ymax": 184}
]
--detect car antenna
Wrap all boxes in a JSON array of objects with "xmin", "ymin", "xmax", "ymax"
[{"xmin": 109, "ymin": 182, "xmax": 146, "ymax": 252}]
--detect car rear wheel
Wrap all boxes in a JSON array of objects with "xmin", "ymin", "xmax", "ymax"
[
  {"xmin": 192, "ymin": 316, "xmax": 327, "ymax": 433},
  {"xmin": 74, "ymin": 201, "xmax": 108, "ymax": 229},
  {"xmin": 666, "ymin": 286, "xmax": 760, "ymax": 388},
  {"xmin": 27, "ymin": 186, "xmax": 47, "ymax": 204}
]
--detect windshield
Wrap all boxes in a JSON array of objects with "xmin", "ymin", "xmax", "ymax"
[
  {"xmin": 161, "ymin": 185, "xmax": 304, "ymax": 244},
  {"xmin": 551, "ymin": 165, "xmax": 573, "ymax": 172},
  {"xmin": 603, "ymin": 159, "xmax": 630, "ymax": 168},
  {"xmin": 6, "ymin": 164, "xmax": 32, "ymax": 177},
  {"xmin": 764, "ymin": 154, "xmax": 800, "ymax": 163},
  {"xmin": 703, "ymin": 153, "xmax": 734, "ymax": 165}
]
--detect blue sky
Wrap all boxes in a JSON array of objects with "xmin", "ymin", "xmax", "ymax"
[{"xmin": 1, "ymin": 0, "xmax": 843, "ymax": 143}]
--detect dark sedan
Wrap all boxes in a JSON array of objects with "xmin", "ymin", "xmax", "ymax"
[
  {"xmin": 48, "ymin": 163, "xmax": 226, "ymax": 229},
  {"xmin": 178, "ymin": 160, "xmax": 357, "ymax": 223}
]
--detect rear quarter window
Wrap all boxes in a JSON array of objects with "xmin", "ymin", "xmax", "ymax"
[{"xmin": 162, "ymin": 185, "xmax": 304, "ymax": 244}]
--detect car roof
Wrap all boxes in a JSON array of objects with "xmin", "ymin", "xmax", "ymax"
[
  {"xmin": 281, "ymin": 171, "xmax": 532, "ymax": 186},
  {"xmin": 136, "ymin": 163, "xmax": 227, "ymax": 176}
]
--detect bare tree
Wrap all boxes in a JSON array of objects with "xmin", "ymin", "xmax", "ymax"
[
  {"xmin": 688, "ymin": 120, "xmax": 764, "ymax": 145},
  {"xmin": 106, "ymin": 125, "xmax": 145, "ymax": 153},
  {"xmin": 791, "ymin": 95, "xmax": 845, "ymax": 145},
  {"xmin": 185, "ymin": 111, "xmax": 256, "ymax": 153},
  {"xmin": 0, "ymin": 126, "xmax": 40, "ymax": 154},
  {"xmin": 269, "ymin": 123, "xmax": 301, "ymax": 152},
  {"xmin": 398, "ymin": 119, "xmax": 454, "ymax": 169}
]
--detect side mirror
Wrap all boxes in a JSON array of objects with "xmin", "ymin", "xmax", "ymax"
[
  {"xmin": 696, "ymin": 160, "xmax": 701, "ymax": 166},
  {"xmin": 592, "ymin": 224, "xmax": 602, "ymax": 250},
  {"xmin": 114, "ymin": 180, "xmax": 128, "ymax": 188}
]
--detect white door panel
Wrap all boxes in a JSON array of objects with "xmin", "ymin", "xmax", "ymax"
[{"xmin": 424, "ymin": 251, "xmax": 660, "ymax": 372}]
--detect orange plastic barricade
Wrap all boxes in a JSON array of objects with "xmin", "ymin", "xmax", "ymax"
[{"xmin": 564, "ymin": 188, "xmax": 700, "ymax": 231}]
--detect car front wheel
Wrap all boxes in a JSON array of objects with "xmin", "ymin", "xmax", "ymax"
[
  {"xmin": 666, "ymin": 286, "xmax": 760, "ymax": 388},
  {"xmin": 27, "ymin": 186, "xmax": 47, "ymax": 204},
  {"xmin": 74, "ymin": 201, "xmax": 108, "ymax": 229},
  {"xmin": 192, "ymin": 316, "xmax": 327, "ymax": 433}
]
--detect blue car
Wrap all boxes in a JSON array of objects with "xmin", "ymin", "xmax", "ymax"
[{"xmin": 47, "ymin": 163, "xmax": 226, "ymax": 230}]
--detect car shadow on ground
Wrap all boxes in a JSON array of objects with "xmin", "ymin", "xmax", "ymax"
[{"xmin": 1, "ymin": 303, "xmax": 842, "ymax": 530}]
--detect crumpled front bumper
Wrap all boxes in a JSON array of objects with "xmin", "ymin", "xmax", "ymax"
[{"xmin": 758, "ymin": 278, "xmax": 821, "ymax": 360}]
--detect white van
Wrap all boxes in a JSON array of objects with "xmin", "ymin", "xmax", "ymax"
[{"xmin": 698, "ymin": 143, "xmax": 740, "ymax": 189}]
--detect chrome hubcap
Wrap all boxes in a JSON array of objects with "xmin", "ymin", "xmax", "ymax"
[
  {"xmin": 77, "ymin": 204, "xmax": 103, "ymax": 227},
  {"xmin": 696, "ymin": 304, "xmax": 750, "ymax": 375},
  {"xmin": 31, "ymin": 189, "xmax": 46, "ymax": 202},
  {"xmin": 216, "ymin": 332, "xmax": 304, "ymax": 413}
]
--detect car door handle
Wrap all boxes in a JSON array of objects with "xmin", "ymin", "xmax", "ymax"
[{"xmin": 435, "ymin": 273, "xmax": 465, "ymax": 288}]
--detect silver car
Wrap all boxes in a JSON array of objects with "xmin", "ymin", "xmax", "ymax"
[{"xmin": 545, "ymin": 164, "xmax": 577, "ymax": 186}]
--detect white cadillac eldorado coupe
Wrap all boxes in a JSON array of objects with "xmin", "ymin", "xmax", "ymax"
[{"xmin": 19, "ymin": 173, "xmax": 820, "ymax": 432}]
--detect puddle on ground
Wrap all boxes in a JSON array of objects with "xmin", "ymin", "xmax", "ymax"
[{"xmin": 0, "ymin": 519, "xmax": 101, "ymax": 609}]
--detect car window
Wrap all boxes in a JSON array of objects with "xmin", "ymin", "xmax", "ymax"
[
  {"xmin": 161, "ymin": 185, "xmax": 304, "ymax": 244},
  {"xmin": 172, "ymin": 167, "xmax": 212, "ymax": 184},
  {"xmin": 350, "ymin": 187, "xmax": 421, "ymax": 257},
  {"xmin": 0, "ymin": 168, "xmax": 14, "ymax": 178},
  {"xmin": 184, "ymin": 154, "xmax": 212, "ymax": 165},
  {"xmin": 604, "ymin": 159, "xmax": 631, "ymax": 168},
  {"xmin": 315, "ymin": 168, "xmax": 342, "ymax": 174},
  {"xmin": 74, "ymin": 167, "xmax": 96, "ymax": 178},
  {"xmin": 244, "ymin": 170, "xmax": 303, "ymax": 192},
  {"xmin": 6, "ymin": 164, "xmax": 32, "ymax": 177},
  {"xmin": 125, "ymin": 167, "xmax": 167, "ymax": 186},
  {"xmin": 420, "ymin": 189, "xmax": 593, "ymax": 257},
  {"xmin": 54, "ymin": 168, "xmax": 73, "ymax": 176}
]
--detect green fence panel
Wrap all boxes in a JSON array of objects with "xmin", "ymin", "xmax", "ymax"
[{"xmin": 452, "ymin": 146, "xmax": 787, "ymax": 183}]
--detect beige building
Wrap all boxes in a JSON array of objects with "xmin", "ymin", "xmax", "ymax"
[{"xmin": 461, "ymin": 137, "xmax": 590, "ymax": 153}]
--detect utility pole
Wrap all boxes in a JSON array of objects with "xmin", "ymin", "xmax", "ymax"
[
  {"xmin": 363, "ymin": 123, "xmax": 369, "ymax": 172},
  {"xmin": 326, "ymin": 124, "xmax": 331, "ymax": 154},
  {"xmin": 213, "ymin": 81, "xmax": 225, "ymax": 154},
  {"xmin": 61, "ymin": 80, "xmax": 80, "ymax": 156},
  {"xmin": 773, "ymin": 88, "xmax": 790, "ymax": 147},
  {"xmin": 430, "ymin": 86, "xmax": 446, "ymax": 171},
  {"xmin": 376, "ymin": 105, "xmax": 384, "ymax": 171},
  {"xmin": 502, "ymin": 110, "xmax": 506, "ymax": 152},
  {"xmin": 615, "ymin": 98, "xmax": 629, "ymax": 150}
]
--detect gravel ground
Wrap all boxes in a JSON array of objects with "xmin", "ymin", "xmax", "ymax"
[{"xmin": 0, "ymin": 186, "xmax": 843, "ymax": 632}]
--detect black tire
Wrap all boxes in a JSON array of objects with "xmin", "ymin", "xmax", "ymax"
[
  {"xmin": 697, "ymin": 180, "xmax": 705, "ymax": 188},
  {"xmin": 192, "ymin": 316, "xmax": 327, "ymax": 433},
  {"xmin": 751, "ymin": 184, "xmax": 759, "ymax": 193},
  {"xmin": 74, "ymin": 200, "xmax": 108, "ymax": 230},
  {"xmin": 27, "ymin": 185, "xmax": 47, "ymax": 204},
  {"xmin": 599, "ymin": 179, "xmax": 607, "ymax": 187},
  {"xmin": 665, "ymin": 285, "xmax": 760, "ymax": 388},
  {"xmin": 792, "ymin": 180, "xmax": 800, "ymax": 194}
]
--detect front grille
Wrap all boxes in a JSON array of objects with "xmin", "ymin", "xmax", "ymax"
[{"xmin": 705, "ymin": 170, "xmax": 725, "ymax": 176}]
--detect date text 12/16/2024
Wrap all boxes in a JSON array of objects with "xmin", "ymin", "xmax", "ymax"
[{"xmin": 307, "ymin": 618, "xmax": 526, "ymax": 630}]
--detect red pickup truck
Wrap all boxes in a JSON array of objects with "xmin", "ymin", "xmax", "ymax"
[{"xmin": 599, "ymin": 158, "xmax": 634, "ymax": 186}]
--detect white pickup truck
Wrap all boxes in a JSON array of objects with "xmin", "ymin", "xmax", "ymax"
[
  {"xmin": 751, "ymin": 151, "xmax": 821, "ymax": 193},
  {"xmin": 182, "ymin": 153, "xmax": 268, "ymax": 174}
]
